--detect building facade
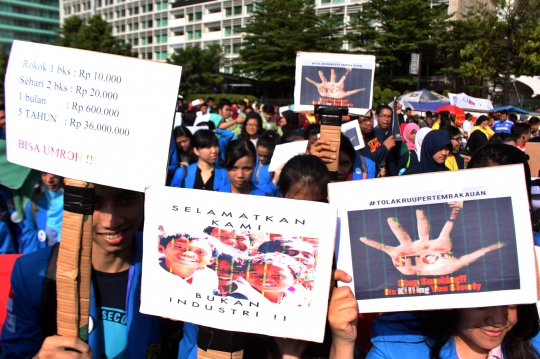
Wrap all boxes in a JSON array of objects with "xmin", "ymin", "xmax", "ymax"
[{"xmin": 0, "ymin": 0, "xmax": 60, "ymax": 51}]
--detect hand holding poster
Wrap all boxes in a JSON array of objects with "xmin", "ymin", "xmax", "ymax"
[
  {"xmin": 140, "ymin": 186, "xmax": 337, "ymax": 342},
  {"xmin": 294, "ymin": 52, "xmax": 375, "ymax": 114},
  {"xmin": 329, "ymin": 165, "xmax": 538, "ymax": 313},
  {"xmin": 4, "ymin": 41, "xmax": 182, "ymax": 192}
]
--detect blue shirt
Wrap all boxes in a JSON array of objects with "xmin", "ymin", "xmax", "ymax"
[{"xmin": 492, "ymin": 120, "xmax": 513, "ymax": 134}]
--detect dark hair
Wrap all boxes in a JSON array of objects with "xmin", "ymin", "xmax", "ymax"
[
  {"xmin": 239, "ymin": 112, "xmax": 263, "ymax": 140},
  {"xmin": 183, "ymin": 110, "xmax": 197, "ymax": 127},
  {"xmin": 426, "ymin": 111, "xmax": 433, "ymax": 117},
  {"xmin": 238, "ymin": 100, "xmax": 246, "ymax": 107},
  {"xmin": 279, "ymin": 131, "xmax": 305, "ymax": 144},
  {"xmin": 500, "ymin": 110, "xmax": 509, "ymax": 116},
  {"xmin": 489, "ymin": 133, "xmax": 515, "ymax": 145},
  {"xmin": 192, "ymin": 129, "xmax": 218, "ymax": 149},
  {"xmin": 339, "ymin": 134, "xmax": 356, "ymax": 172},
  {"xmin": 263, "ymin": 104, "xmax": 274, "ymax": 115},
  {"xmin": 223, "ymin": 139, "xmax": 257, "ymax": 169},
  {"xmin": 195, "ymin": 121, "xmax": 215, "ymax": 130},
  {"xmin": 376, "ymin": 104, "xmax": 392, "ymax": 115},
  {"xmin": 173, "ymin": 125, "xmax": 192, "ymax": 141},
  {"xmin": 440, "ymin": 125, "xmax": 460, "ymax": 139},
  {"xmin": 509, "ymin": 113, "xmax": 518, "ymax": 122},
  {"xmin": 217, "ymin": 98, "xmax": 231, "ymax": 110},
  {"xmin": 207, "ymin": 97, "xmax": 215, "ymax": 103},
  {"xmin": 257, "ymin": 239, "xmax": 293, "ymax": 254},
  {"xmin": 475, "ymin": 115, "xmax": 489, "ymax": 126},
  {"xmin": 466, "ymin": 130, "xmax": 489, "ymax": 155},
  {"xmin": 405, "ymin": 107, "xmax": 412, "ymax": 112},
  {"xmin": 280, "ymin": 110, "xmax": 298, "ymax": 133},
  {"xmin": 304, "ymin": 124, "xmax": 321, "ymax": 140},
  {"xmin": 278, "ymin": 155, "xmax": 330, "ymax": 202},
  {"xmin": 511, "ymin": 123, "xmax": 531, "ymax": 141},
  {"xmin": 465, "ymin": 113, "xmax": 472, "ymax": 120},
  {"xmin": 468, "ymin": 143, "xmax": 531, "ymax": 203},
  {"xmin": 389, "ymin": 305, "xmax": 539, "ymax": 359},
  {"xmin": 529, "ymin": 117, "xmax": 540, "ymax": 125},
  {"xmin": 438, "ymin": 112, "xmax": 452, "ymax": 128},
  {"xmin": 257, "ymin": 130, "xmax": 279, "ymax": 153},
  {"xmin": 173, "ymin": 126, "xmax": 197, "ymax": 164},
  {"xmin": 0, "ymin": 103, "xmax": 4, "ymax": 112}
]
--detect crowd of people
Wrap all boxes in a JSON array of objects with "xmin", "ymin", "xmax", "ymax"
[{"xmin": 1, "ymin": 95, "xmax": 540, "ymax": 359}]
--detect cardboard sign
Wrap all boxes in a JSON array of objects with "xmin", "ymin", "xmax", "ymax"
[
  {"xmin": 140, "ymin": 186, "xmax": 336, "ymax": 342},
  {"xmin": 294, "ymin": 52, "xmax": 375, "ymax": 114},
  {"xmin": 4, "ymin": 41, "xmax": 182, "ymax": 192},
  {"xmin": 268, "ymin": 140, "xmax": 308, "ymax": 172},
  {"xmin": 341, "ymin": 120, "xmax": 365, "ymax": 151},
  {"xmin": 329, "ymin": 165, "xmax": 537, "ymax": 313},
  {"xmin": 526, "ymin": 142, "xmax": 540, "ymax": 178}
]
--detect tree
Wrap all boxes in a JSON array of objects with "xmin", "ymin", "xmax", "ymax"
[
  {"xmin": 56, "ymin": 15, "xmax": 135, "ymax": 56},
  {"xmin": 347, "ymin": 0, "xmax": 450, "ymax": 91},
  {"xmin": 167, "ymin": 44, "xmax": 225, "ymax": 96},
  {"xmin": 459, "ymin": 0, "xmax": 540, "ymax": 105},
  {"xmin": 235, "ymin": 0, "xmax": 344, "ymax": 98}
]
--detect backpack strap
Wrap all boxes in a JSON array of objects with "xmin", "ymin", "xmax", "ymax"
[
  {"xmin": 31, "ymin": 186, "xmax": 45, "ymax": 225},
  {"xmin": 39, "ymin": 242, "xmax": 60, "ymax": 337}
]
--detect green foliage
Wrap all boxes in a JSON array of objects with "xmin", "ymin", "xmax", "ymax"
[
  {"xmin": 168, "ymin": 45, "xmax": 225, "ymax": 96},
  {"xmin": 235, "ymin": 0, "xmax": 344, "ymax": 95},
  {"xmin": 0, "ymin": 47, "xmax": 8, "ymax": 96},
  {"xmin": 347, "ymin": 0, "xmax": 449, "ymax": 90},
  {"xmin": 56, "ymin": 15, "xmax": 135, "ymax": 56},
  {"xmin": 185, "ymin": 94, "xmax": 258, "ymax": 105},
  {"xmin": 458, "ymin": 0, "xmax": 540, "ymax": 104},
  {"xmin": 371, "ymin": 86, "xmax": 401, "ymax": 108}
]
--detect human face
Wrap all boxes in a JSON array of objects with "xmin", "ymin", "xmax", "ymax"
[
  {"xmin": 337, "ymin": 151, "xmax": 353, "ymax": 182},
  {"xmin": 531, "ymin": 123, "xmax": 539, "ymax": 134},
  {"xmin": 227, "ymin": 155, "xmax": 254, "ymax": 191},
  {"xmin": 199, "ymin": 105, "xmax": 208, "ymax": 114},
  {"xmin": 257, "ymin": 145, "xmax": 271, "ymax": 165},
  {"xmin": 194, "ymin": 144, "xmax": 219, "ymax": 165},
  {"xmin": 409, "ymin": 130, "xmax": 417, "ymax": 144},
  {"xmin": 432, "ymin": 146, "xmax": 451, "ymax": 164},
  {"xmin": 247, "ymin": 262, "xmax": 294, "ymax": 292},
  {"xmin": 245, "ymin": 119, "xmax": 259, "ymax": 137},
  {"xmin": 176, "ymin": 135, "xmax": 191, "ymax": 153},
  {"xmin": 405, "ymin": 109, "xmax": 411, "ymax": 117},
  {"xmin": 93, "ymin": 185, "xmax": 144, "ymax": 252},
  {"xmin": 450, "ymin": 134, "xmax": 461, "ymax": 152},
  {"xmin": 207, "ymin": 100, "xmax": 215, "ymax": 108},
  {"xmin": 281, "ymin": 241, "xmax": 315, "ymax": 269},
  {"xmin": 376, "ymin": 109, "xmax": 392, "ymax": 131},
  {"xmin": 218, "ymin": 105, "xmax": 231, "ymax": 119},
  {"xmin": 161, "ymin": 238, "xmax": 214, "ymax": 277},
  {"xmin": 308, "ymin": 134, "xmax": 318, "ymax": 146},
  {"xmin": 456, "ymin": 306, "xmax": 518, "ymax": 357},
  {"xmin": 282, "ymin": 184, "xmax": 324, "ymax": 202},
  {"xmin": 500, "ymin": 113, "xmax": 507, "ymax": 122},
  {"xmin": 279, "ymin": 116, "xmax": 287, "ymax": 127},
  {"xmin": 41, "ymin": 173, "xmax": 61, "ymax": 192},
  {"xmin": 212, "ymin": 258, "xmax": 243, "ymax": 284},
  {"xmin": 358, "ymin": 116, "xmax": 374, "ymax": 135},
  {"xmin": 519, "ymin": 131, "xmax": 531, "ymax": 145},
  {"xmin": 263, "ymin": 112, "xmax": 273, "ymax": 122}
]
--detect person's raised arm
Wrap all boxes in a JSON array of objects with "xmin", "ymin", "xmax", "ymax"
[{"xmin": 329, "ymin": 270, "xmax": 358, "ymax": 359}]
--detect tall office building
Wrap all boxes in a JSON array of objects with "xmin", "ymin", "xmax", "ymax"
[
  {"xmin": 0, "ymin": 0, "xmax": 60, "ymax": 51},
  {"xmin": 58, "ymin": 0, "xmax": 363, "ymax": 69}
]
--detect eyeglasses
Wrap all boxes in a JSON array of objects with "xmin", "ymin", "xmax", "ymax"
[
  {"xmin": 451, "ymin": 136, "xmax": 461, "ymax": 141},
  {"xmin": 246, "ymin": 123, "xmax": 259, "ymax": 127},
  {"xmin": 359, "ymin": 118, "xmax": 374, "ymax": 124}
]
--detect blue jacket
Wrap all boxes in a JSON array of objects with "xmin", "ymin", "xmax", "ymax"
[
  {"xmin": 0, "ymin": 233, "xmax": 197, "ymax": 359},
  {"xmin": 251, "ymin": 159, "xmax": 279, "ymax": 196},
  {"xmin": 167, "ymin": 133, "xmax": 180, "ymax": 186},
  {"xmin": 217, "ymin": 183, "xmax": 269, "ymax": 196},
  {"xmin": 352, "ymin": 152, "xmax": 376, "ymax": 180},
  {"xmin": 216, "ymin": 129, "xmax": 234, "ymax": 161},
  {"xmin": 169, "ymin": 163, "xmax": 230, "ymax": 190},
  {"xmin": 0, "ymin": 222, "xmax": 15, "ymax": 254},
  {"xmin": 19, "ymin": 189, "xmax": 62, "ymax": 255}
]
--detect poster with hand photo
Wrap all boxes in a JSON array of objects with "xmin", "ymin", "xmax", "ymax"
[
  {"xmin": 141, "ymin": 186, "xmax": 337, "ymax": 342},
  {"xmin": 294, "ymin": 52, "xmax": 375, "ymax": 114},
  {"xmin": 328, "ymin": 165, "xmax": 538, "ymax": 313}
]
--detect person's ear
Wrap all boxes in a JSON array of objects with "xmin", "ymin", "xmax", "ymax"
[
  {"xmin": 193, "ymin": 147, "xmax": 200, "ymax": 157},
  {"xmin": 158, "ymin": 244, "xmax": 165, "ymax": 253}
]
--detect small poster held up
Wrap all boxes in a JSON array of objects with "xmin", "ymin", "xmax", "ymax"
[
  {"xmin": 294, "ymin": 52, "xmax": 375, "ymax": 115},
  {"xmin": 140, "ymin": 186, "xmax": 337, "ymax": 342},
  {"xmin": 329, "ymin": 165, "xmax": 538, "ymax": 313}
]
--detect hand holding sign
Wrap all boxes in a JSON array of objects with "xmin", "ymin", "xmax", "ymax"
[
  {"xmin": 305, "ymin": 68, "xmax": 365, "ymax": 99},
  {"xmin": 360, "ymin": 204, "xmax": 505, "ymax": 276}
]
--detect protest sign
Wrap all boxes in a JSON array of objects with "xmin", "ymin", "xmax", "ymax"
[
  {"xmin": 329, "ymin": 165, "xmax": 538, "ymax": 313},
  {"xmin": 341, "ymin": 120, "xmax": 365, "ymax": 151},
  {"xmin": 4, "ymin": 41, "xmax": 182, "ymax": 192},
  {"xmin": 268, "ymin": 140, "xmax": 308, "ymax": 172},
  {"xmin": 294, "ymin": 52, "xmax": 375, "ymax": 114},
  {"xmin": 140, "ymin": 186, "xmax": 336, "ymax": 342}
]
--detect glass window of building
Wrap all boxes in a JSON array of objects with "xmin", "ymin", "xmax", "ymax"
[{"xmin": 233, "ymin": 5, "xmax": 241, "ymax": 14}]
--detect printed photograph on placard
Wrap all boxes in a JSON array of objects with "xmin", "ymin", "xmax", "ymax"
[
  {"xmin": 157, "ymin": 226, "xmax": 318, "ymax": 306},
  {"xmin": 347, "ymin": 198, "xmax": 519, "ymax": 300},
  {"xmin": 300, "ymin": 66, "xmax": 372, "ymax": 110}
]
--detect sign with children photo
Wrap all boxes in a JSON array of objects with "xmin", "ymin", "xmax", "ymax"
[
  {"xmin": 140, "ymin": 186, "xmax": 337, "ymax": 342},
  {"xmin": 329, "ymin": 165, "xmax": 538, "ymax": 313}
]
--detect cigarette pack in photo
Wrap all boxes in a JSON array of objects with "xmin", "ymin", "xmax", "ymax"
[
  {"xmin": 294, "ymin": 52, "xmax": 375, "ymax": 114},
  {"xmin": 140, "ymin": 186, "xmax": 337, "ymax": 342},
  {"xmin": 341, "ymin": 120, "xmax": 365, "ymax": 150},
  {"xmin": 328, "ymin": 165, "xmax": 537, "ymax": 313}
]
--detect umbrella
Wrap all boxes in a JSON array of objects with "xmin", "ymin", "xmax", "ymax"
[
  {"xmin": 488, "ymin": 105, "xmax": 528, "ymax": 114},
  {"xmin": 399, "ymin": 89, "xmax": 449, "ymax": 103},
  {"xmin": 435, "ymin": 105, "xmax": 465, "ymax": 116}
]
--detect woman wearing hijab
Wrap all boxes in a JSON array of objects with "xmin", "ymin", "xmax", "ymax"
[
  {"xmin": 402, "ymin": 130, "xmax": 452, "ymax": 175},
  {"xmin": 397, "ymin": 123, "xmax": 420, "ymax": 175},
  {"xmin": 413, "ymin": 127, "xmax": 432, "ymax": 162},
  {"xmin": 469, "ymin": 115, "xmax": 494, "ymax": 139}
]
